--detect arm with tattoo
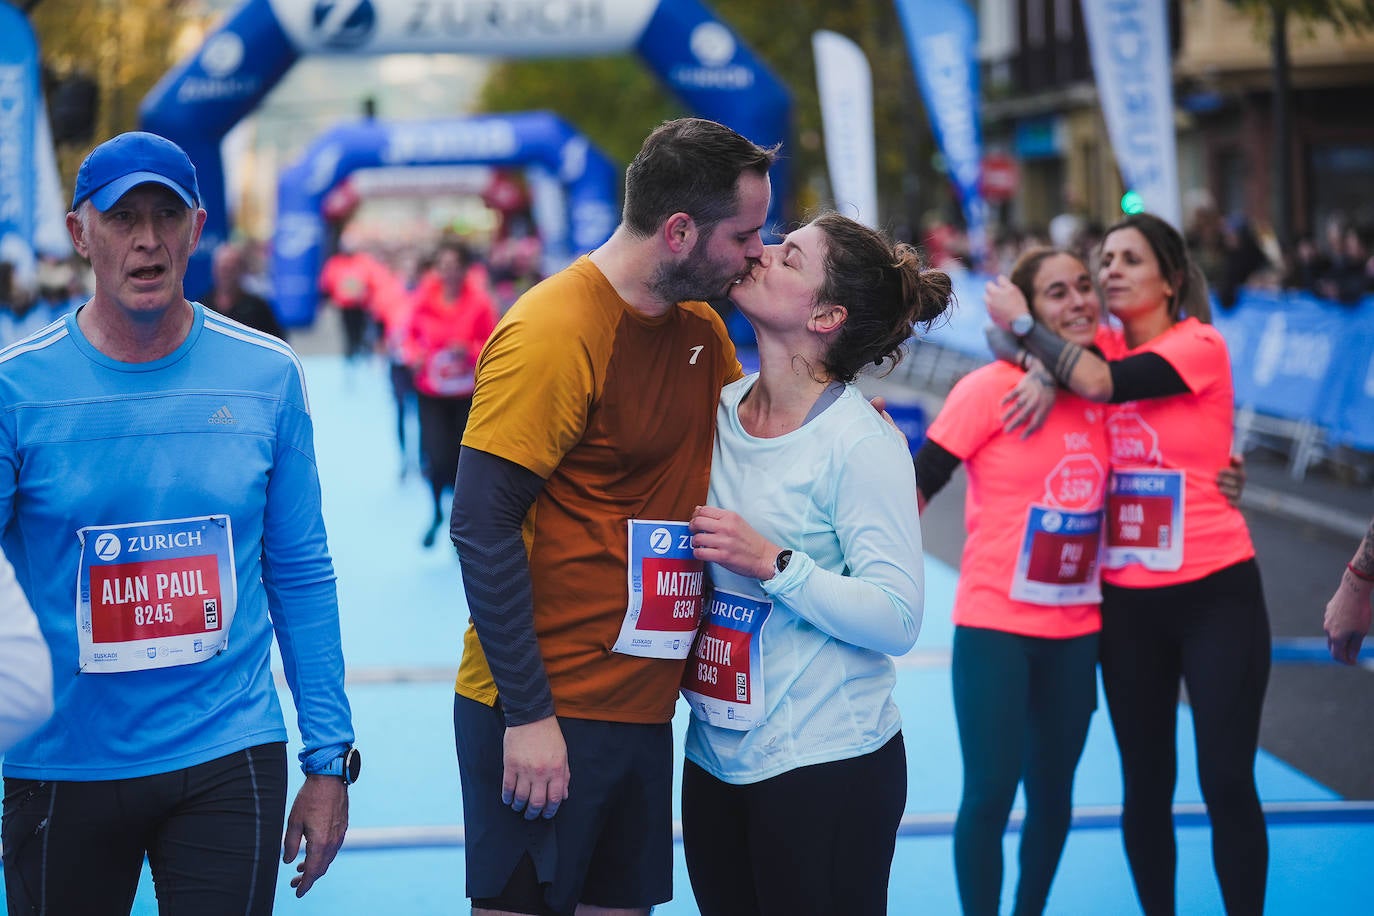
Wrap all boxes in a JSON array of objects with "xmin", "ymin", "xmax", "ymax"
[
  {"xmin": 1325, "ymin": 515, "xmax": 1374, "ymax": 665},
  {"xmin": 1019, "ymin": 324, "xmax": 1191, "ymax": 405},
  {"xmin": 982, "ymin": 325, "xmax": 1059, "ymax": 436}
]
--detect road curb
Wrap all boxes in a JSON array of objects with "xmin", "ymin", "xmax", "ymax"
[{"xmin": 1240, "ymin": 484, "xmax": 1370, "ymax": 541}]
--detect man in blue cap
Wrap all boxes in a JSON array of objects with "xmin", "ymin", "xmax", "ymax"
[{"xmin": 0, "ymin": 131, "xmax": 357, "ymax": 913}]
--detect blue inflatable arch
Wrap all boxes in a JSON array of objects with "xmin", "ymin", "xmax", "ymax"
[
  {"xmin": 271, "ymin": 111, "xmax": 617, "ymax": 325},
  {"xmin": 140, "ymin": 0, "xmax": 792, "ymax": 312}
]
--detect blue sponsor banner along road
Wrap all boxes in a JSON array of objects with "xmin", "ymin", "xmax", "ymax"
[
  {"xmin": 1216, "ymin": 291, "xmax": 1347, "ymax": 426},
  {"xmin": 920, "ymin": 278, "xmax": 1374, "ymax": 456},
  {"xmin": 1320, "ymin": 298, "xmax": 1374, "ymax": 452},
  {"xmin": 1212, "ymin": 291, "xmax": 1374, "ymax": 450}
]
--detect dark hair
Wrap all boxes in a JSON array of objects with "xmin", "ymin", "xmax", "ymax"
[
  {"xmin": 1102, "ymin": 212, "xmax": 1211, "ymax": 324},
  {"xmin": 435, "ymin": 237, "xmax": 473, "ymax": 269},
  {"xmin": 1008, "ymin": 246, "xmax": 1082, "ymax": 321},
  {"xmin": 811, "ymin": 213, "xmax": 955, "ymax": 383},
  {"xmin": 622, "ymin": 118, "xmax": 778, "ymax": 237}
]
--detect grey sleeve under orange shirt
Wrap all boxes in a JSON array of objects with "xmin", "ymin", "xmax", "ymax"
[{"xmin": 449, "ymin": 445, "xmax": 555, "ymax": 726}]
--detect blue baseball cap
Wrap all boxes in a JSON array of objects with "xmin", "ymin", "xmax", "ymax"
[{"xmin": 71, "ymin": 131, "xmax": 200, "ymax": 212}]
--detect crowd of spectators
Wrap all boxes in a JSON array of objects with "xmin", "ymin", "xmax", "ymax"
[
  {"xmin": 1184, "ymin": 203, "xmax": 1281, "ymax": 310},
  {"xmin": 0, "ymin": 255, "xmax": 88, "ymax": 348},
  {"xmin": 910, "ymin": 197, "xmax": 1373, "ymax": 313},
  {"xmin": 1182, "ymin": 201, "xmax": 1374, "ymax": 310},
  {"xmin": 9, "ymin": 197, "xmax": 1368, "ymax": 356},
  {"xmin": 1287, "ymin": 218, "xmax": 1374, "ymax": 306}
]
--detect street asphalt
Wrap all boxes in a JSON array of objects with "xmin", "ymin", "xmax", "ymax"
[{"xmin": 294, "ymin": 307, "xmax": 1374, "ymax": 799}]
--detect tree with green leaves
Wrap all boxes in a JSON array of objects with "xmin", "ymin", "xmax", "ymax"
[
  {"xmin": 476, "ymin": 0, "xmax": 936, "ymax": 238},
  {"xmin": 25, "ymin": 0, "xmax": 197, "ymax": 191}
]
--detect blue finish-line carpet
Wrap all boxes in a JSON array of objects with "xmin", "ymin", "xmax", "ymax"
[{"xmin": 4, "ymin": 355, "xmax": 1371, "ymax": 914}]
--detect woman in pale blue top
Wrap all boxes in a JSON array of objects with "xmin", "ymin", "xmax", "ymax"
[{"xmin": 682, "ymin": 213, "xmax": 954, "ymax": 915}]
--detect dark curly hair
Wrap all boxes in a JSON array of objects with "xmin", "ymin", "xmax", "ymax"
[
  {"xmin": 810, "ymin": 213, "xmax": 955, "ymax": 382},
  {"xmin": 435, "ymin": 237, "xmax": 474, "ymax": 269}
]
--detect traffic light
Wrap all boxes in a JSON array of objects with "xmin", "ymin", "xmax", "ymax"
[
  {"xmin": 49, "ymin": 73, "xmax": 98, "ymax": 146},
  {"xmin": 1120, "ymin": 190, "xmax": 1145, "ymax": 215}
]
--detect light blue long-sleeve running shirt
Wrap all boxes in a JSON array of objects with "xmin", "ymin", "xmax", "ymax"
[
  {"xmin": 0, "ymin": 304, "xmax": 352, "ymax": 780},
  {"xmin": 684, "ymin": 376, "xmax": 925, "ymax": 785}
]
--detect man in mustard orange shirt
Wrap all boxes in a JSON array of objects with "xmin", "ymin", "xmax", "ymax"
[{"xmin": 448, "ymin": 119, "xmax": 775, "ymax": 916}]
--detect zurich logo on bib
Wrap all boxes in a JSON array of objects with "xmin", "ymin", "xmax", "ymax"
[
  {"xmin": 94, "ymin": 532, "xmax": 122, "ymax": 561},
  {"xmin": 313, "ymin": 0, "xmax": 376, "ymax": 50}
]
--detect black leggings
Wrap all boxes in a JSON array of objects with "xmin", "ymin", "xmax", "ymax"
[
  {"xmin": 339, "ymin": 307, "xmax": 371, "ymax": 360},
  {"xmin": 2, "ymin": 743, "xmax": 288, "ymax": 916},
  {"xmin": 416, "ymin": 392, "xmax": 472, "ymax": 519},
  {"xmin": 1099, "ymin": 559, "xmax": 1270, "ymax": 916},
  {"xmin": 681, "ymin": 732, "xmax": 906, "ymax": 916},
  {"xmin": 388, "ymin": 360, "xmax": 418, "ymax": 461}
]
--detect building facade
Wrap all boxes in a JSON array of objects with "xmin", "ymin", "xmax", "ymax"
[{"xmin": 977, "ymin": 0, "xmax": 1374, "ymax": 244}]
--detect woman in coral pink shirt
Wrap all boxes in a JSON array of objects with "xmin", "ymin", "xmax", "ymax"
[
  {"xmin": 987, "ymin": 213, "xmax": 1268, "ymax": 916},
  {"xmin": 407, "ymin": 240, "xmax": 499, "ymax": 547},
  {"xmin": 918, "ymin": 248, "xmax": 1108, "ymax": 916}
]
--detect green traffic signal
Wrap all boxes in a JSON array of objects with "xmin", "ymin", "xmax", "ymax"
[{"xmin": 1121, "ymin": 190, "xmax": 1145, "ymax": 214}]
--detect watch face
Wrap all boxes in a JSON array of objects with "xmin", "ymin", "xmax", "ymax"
[
  {"xmin": 344, "ymin": 747, "xmax": 361, "ymax": 784},
  {"xmin": 1012, "ymin": 314, "xmax": 1034, "ymax": 336}
]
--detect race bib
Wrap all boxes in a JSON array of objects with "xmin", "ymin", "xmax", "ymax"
[
  {"xmin": 1010, "ymin": 504, "xmax": 1103, "ymax": 605},
  {"xmin": 76, "ymin": 516, "xmax": 238, "ymax": 673},
  {"xmin": 612, "ymin": 519, "xmax": 703, "ymax": 659},
  {"xmin": 420, "ymin": 348, "xmax": 475, "ymax": 396},
  {"xmin": 1104, "ymin": 469, "xmax": 1185, "ymax": 572},
  {"xmin": 335, "ymin": 273, "xmax": 367, "ymax": 306},
  {"xmin": 681, "ymin": 589, "xmax": 771, "ymax": 731}
]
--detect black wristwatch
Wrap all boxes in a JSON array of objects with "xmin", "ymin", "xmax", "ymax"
[
  {"xmin": 774, "ymin": 549, "xmax": 793, "ymax": 574},
  {"xmin": 1010, "ymin": 313, "xmax": 1035, "ymax": 339},
  {"xmin": 316, "ymin": 746, "xmax": 361, "ymax": 785}
]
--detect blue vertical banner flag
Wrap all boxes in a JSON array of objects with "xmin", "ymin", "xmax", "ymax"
[
  {"xmin": 893, "ymin": 0, "xmax": 987, "ymax": 263},
  {"xmin": 0, "ymin": 2, "xmax": 41, "ymax": 279},
  {"xmin": 1080, "ymin": 0, "xmax": 1181, "ymax": 227}
]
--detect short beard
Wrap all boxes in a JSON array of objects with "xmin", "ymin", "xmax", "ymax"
[{"xmin": 647, "ymin": 229, "xmax": 732, "ymax": 305}]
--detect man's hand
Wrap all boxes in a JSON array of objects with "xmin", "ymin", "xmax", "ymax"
[
  {"xmin": 503, "ymin": 716, "xmax": 570, "ymax": 820},
  {"xmin": 283, "ymin": 775, "xmax": 349, "ymax": 897},
  {"xmin": 1325, "ymin": 569, "xmax": 1373, "ymax": 665}
]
